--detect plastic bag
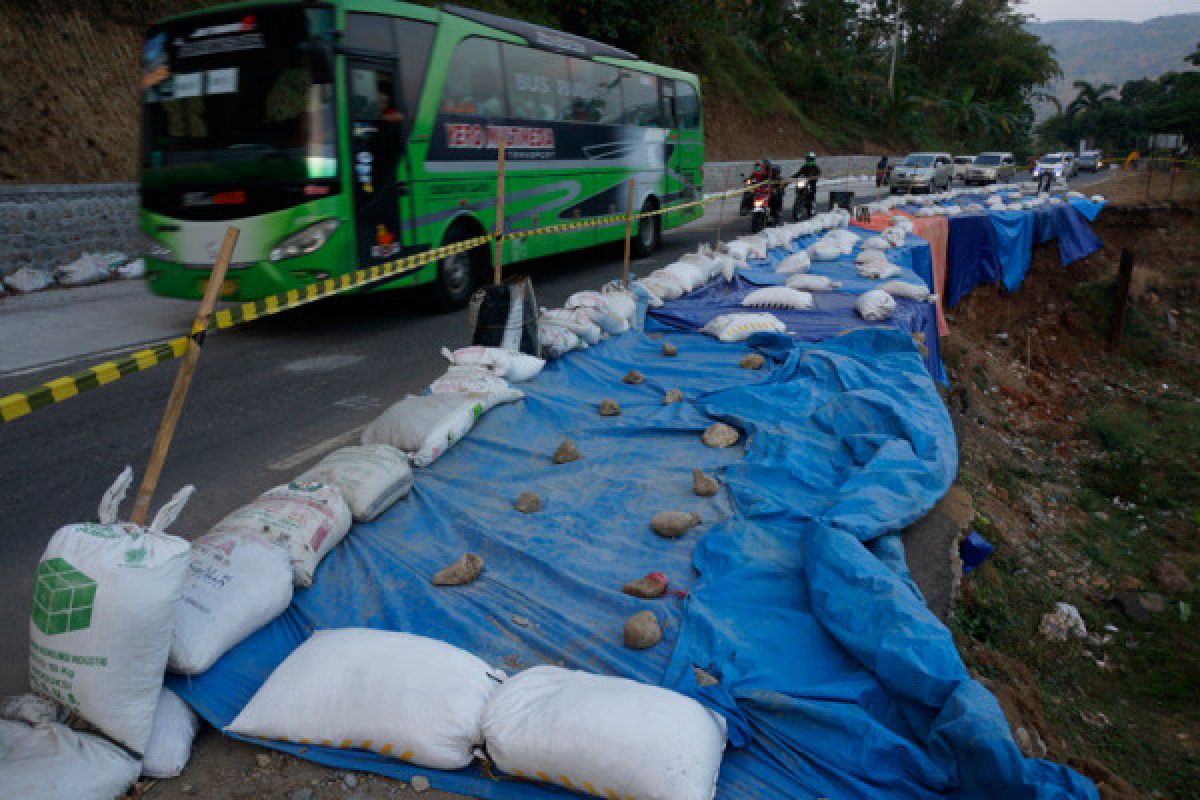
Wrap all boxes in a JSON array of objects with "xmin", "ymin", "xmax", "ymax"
[
  {"xmin": 29, "ymin": 468, "xmax": 192, "ymax": 753},
  {"xmin": 469, "ymin": 277, "xmax": 539, "ymax": 356},
  {"xmin": 169, "ymin": 529, "xmax": 294, "ymax": 674},
  {"xmin": 210, "ymin": 482, "xmax": 352, "ymax": 587},
  {"xmin": 4, "ymin": 267, "xmax": 53, "ymax": 294},
  {"xmin": 54, "ymin": 254, "xmax": 110, "ymax": 287},
  {"xmin": 228, "ymin": 629, "xmax": 501, "ymax": 770}
]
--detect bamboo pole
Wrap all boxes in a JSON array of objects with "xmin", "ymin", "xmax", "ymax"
[
  {"xmin": 716, "ymin": 186, "xmax": 726, "ymax": 246},
  {"xmin": 130, "ymin": 226, "xmax": 239, "ymax": 525},
  {"xmin": 493, "ymin": 138, "xmax": 506, "ymax": 285},
  {"xmin": 622, "ymin": 178, "xmax": 636, "ymax": 289}
]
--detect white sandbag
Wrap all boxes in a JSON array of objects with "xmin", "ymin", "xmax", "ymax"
[
  {"xmin": 541, "ymin": 308, "xmax": 603, "ymax": 344},
  {"xmin": 429, "ymin": 365, "xmax": 524, "ymax": 401},
  {"xmin": 211, "ymin": 482, "xmax": 351, "ymax": 587},
  {"xmin": 723, "ymin": 240, "xmax": 752, "ymax": 264},
  {"xmin": 54, "ymin": 254, "xmax": 110, "ymax": 287},
  {"xmin": 566, "ymin": 291, "xmax": 625, "ymax": 334},
  {"xmin": 142, "ymin": 688, "xmax": 200, "ymax": 779},
  {"xmin": 600, "ymin": 285, "xmax": 637, "ymax": 323},
  {"xmin": 892, "ymin": 216, "xmax": 915, "ymax": 233},
  {"xmin": 856, "ymin": 260, "xmax": 902, "ymax": 280},
  {"xmin": 501, "ymin": 351, "xmax": 545, "ymax": 382},
  {"xmin": 808, "ymin": 239, "xmax": 842, "ymax": 261},
  {"xmin": 539, "ymin": 321, "xmax": 586, "ymax": 358},
  {"xmin": 700, "ymin": 312, "xmax": 786, "ymax": 342},
  {"xmin": 0, "ymin": 719, "xmax": 140, "ymax": 800},
  {"xmin": 1090, "ymin": 194, "xmax": 1105, "ymax": 204},
  {"xmin": 440, "ymin": 346, "xmax": 510, "ymax": 375},
  {"xmin": 879, "ymin": 280, "xmax": 932, "ymax": 301},
  {"xmin": 228, "ymin": 629, "xmax": 500, "ymax": 770},
  {"xmin": 863, "ymin": 236, "xmax": 889, "ymax": 250},
  {"xmin": 363, "ymin": 392, "xmax": 497, "ymax": 467},
  {"xmin": 482, "ymin": 666, "xmax": 727, "ymax": 800},
  {"xmin": 786, "ymin": 274, "xmax": 841, "ymax": 292},
  {"xmin": 856, "ymin": 289, "xmax": 897, "ymax": 321},
  {"xmin": 741, "ymin": 287, "xmax": 813, "ymax": 310},
  {"xmin": 29, "ymin": 468, "xmax": 191, "ymax": 754},
  {"xmin": 734, "ymin": 234, "xmax": 769, "ymax": 261},
  {"xmin": 116, "ymin": 258, "xmax": 146, "ymax": 279},
  {"xmin": 169, "ymin": 529, "xmax": 293, "ymax": 674},
  {"xmin": 776, "ymin": 251, "xmax": 811, "ymax": 274},
  {"xmin": 855, "ymin": 248, "xmax": 887, "ymax": 265},
  {"xmin": 662, "ymin": 261, "xmax": 707, "ymax": 293},
  {"xmin": 4, "ymin": 267, "xmax": 53, "ymax": 294},
  {"xmin": 297, "ymin": 444, "xmax": 413, "ymax": 522}
]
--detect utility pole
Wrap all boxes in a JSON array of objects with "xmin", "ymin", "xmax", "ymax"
[{"xmin": 888, "ymin": 0, "xmax": 902, "ymax": 97}]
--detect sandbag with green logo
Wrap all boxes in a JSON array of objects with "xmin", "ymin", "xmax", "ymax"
[{"xmin": 29, "ymin": 467, "xmax": 192, "ymax": 755}]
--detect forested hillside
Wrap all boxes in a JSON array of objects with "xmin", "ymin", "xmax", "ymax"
[{"xmin": 0, "ymin": 0, "xmax": 1058, "ymax": 182}]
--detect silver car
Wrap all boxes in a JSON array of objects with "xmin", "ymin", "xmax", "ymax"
[
  {"xmin": 965, "ymin": 152, "xmax": 1016, "ymax": 185},
  {"xmin": 953, "ymin": 155, "xmax": 975, "ymax": 181},
  {"xmin": 890, "ymin": 152, "xmax": 954, "ymax": 194}
]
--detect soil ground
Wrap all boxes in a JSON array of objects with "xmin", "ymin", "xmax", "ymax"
[{"xmin": 944, "ymin": 169, "xmax": 1200, "ymax": 799}]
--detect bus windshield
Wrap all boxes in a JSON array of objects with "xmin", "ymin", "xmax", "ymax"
[{"xmin": 142, "ymin": 6, "xmax": 336, "ymax": 182}]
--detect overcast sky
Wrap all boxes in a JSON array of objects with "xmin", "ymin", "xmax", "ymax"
[{"xmin": 1018, "ymin": 0, "xmax": 1200, "ymax": 22}]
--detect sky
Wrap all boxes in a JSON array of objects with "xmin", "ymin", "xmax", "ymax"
[{"xmin": 1019, "ymin": 0, "xmax": 1200, "ymax": 22}]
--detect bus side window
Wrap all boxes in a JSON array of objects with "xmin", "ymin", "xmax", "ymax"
[
  {"xmin": 660, "ymin": 79, "xmax": 676, "ymax": 129},
  {"xmin": 439, "ymin": 37, "xmax": 506, "ymax": 118},
  {"xmin": 676, "ymin": 81, "xmax": 700, "ymax": 129},
  {"xmin": 502, "ymin": 44, "xmax": 569, "ymax": 122},
  {"xmin": 568, "ymin": 59, "xmax": 621, "ymax": 124},
  {"xmin": 620, "ymin": 70, "xmax": 660, "ymax": 127},
  {"xmin": 393, "ymin": 19, "xmax": 435, "ymax": 119}
]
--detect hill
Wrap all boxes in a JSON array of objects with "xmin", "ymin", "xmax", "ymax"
[{"xmin": 1027, "ymin": 14, "xmax": 1200, "ymax": 117}]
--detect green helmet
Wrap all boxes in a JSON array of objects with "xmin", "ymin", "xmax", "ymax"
[{"xmin": 806, "ymin": 152, "xmax": 816, "ymax": 163}]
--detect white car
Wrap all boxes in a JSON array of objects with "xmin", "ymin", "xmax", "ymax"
[
  {"xmin": 890, "ymin": 152, "xmax": 954, "ymax": 194},
  {"xmin": 1033, "ymin": 152, "xmax": 1077, "ymax": 181},
  {"xmin": 953, "ymin": 155, "xmax": 975, "ymax": 181},
  {"xmin": 965, "ymin": 152, "xmax": 1016, "ymax": 185}
]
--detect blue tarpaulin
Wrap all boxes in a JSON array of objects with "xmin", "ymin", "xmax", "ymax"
[
  {"xmin": 171, "ymin": 327, "xmax": 1095, "ymax": 800},
  {"xmin": 645, "ymin": 275, "xmax": 947, "ymax": 384},
  {"xmin": 739, "ymin": 230, "xmax": 934, "ymax": 295},
  {"xmin": 1069, "ymin": 199, "xmax": 1104, "ymax": 222}
]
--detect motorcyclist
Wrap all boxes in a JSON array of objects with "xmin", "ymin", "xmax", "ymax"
[{"xmin": 792, "ymin": 152, "xmax": 821, "ymax": 219}]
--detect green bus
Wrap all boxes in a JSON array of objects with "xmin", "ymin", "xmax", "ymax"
[{"xmin": 140, "ymin": 1, "xmax": 704, "ymax": 308}]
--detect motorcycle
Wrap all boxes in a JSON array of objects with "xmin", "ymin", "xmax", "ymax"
[
  {"xmin": 749, "ymin": 181, "xmax": 772, "ymax": 233},
  {"xmin": 791, "ymin": 176, "xmax": 817, "ymax": 221}
]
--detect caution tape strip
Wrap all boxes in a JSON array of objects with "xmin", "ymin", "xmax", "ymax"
[{"xmin": 0, "ymin": 181, "xmax": 765, "ymax": 425}]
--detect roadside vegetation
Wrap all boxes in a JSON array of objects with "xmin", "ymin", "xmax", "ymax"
[{"xmin": 947, "ymin": 172, "xmax": 1200, "ymax": 798}]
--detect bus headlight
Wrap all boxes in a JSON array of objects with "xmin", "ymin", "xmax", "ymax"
[
  {"xmin": 270, "ymin": 219, "xmax": 340, "ymax": 262},
  {"xmin": 141, "ymin": 233, "xmax": 174, "ymax": 261}
]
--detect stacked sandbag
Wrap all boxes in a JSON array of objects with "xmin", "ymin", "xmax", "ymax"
[
  {"xmin": 481, "ymin": 666, "xmax": 727, "ymax": 800},
  {"xmin": 701, "ymin": 312, "xmax": 786, "ymax": 342},
  {"xmin": 168, "ymin": 528, "xmax": 294, "ymax": 674},
  {"xmin": 29, "ymin": 468, "xmax": 192, "ymax": 755},
  {"xmin": 296, "ymin": 444, "xmax": 413, "ymax": 522},
  {"xmin": 364, "ymin": 392, "xmax": 507, "ymax": 467},
  {"xmin": 228, "ymin": 629, "xmax": 501, "ymax": 769},
  {"xmin": 209, "ymin": 482, "xmax": 352, "ymax": 587}
]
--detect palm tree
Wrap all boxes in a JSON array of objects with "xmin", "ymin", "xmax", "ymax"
[
  {"xmin": 1066, "ymin": 80, "xmax": 1116, "ymax": 117},
  {"xmin": 940, "ymin": 86, "xmax": 994, "ymax": 144}
]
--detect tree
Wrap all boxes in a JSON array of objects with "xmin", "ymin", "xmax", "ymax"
[{"xmin": 1067, "ymin": 81, "xmax": 1117, "ymax": 117}]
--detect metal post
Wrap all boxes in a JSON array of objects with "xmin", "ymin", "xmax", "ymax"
[
  {"xmin": 130, "ymin": 227, "xmax": 239, "ymax": 525},
  {"xmin": 622, "ymin": 179, "xmax": 636, "ymax": 289},
  {"xmin": 493, "ymin": 138, "xmax": 506, "ymax": 285},
  {"xmin": 1109, "ymin": 248, "xmax": 1135, "ymax": 351}
]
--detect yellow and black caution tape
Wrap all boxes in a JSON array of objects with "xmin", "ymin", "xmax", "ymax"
[{"xmin": 0, "ymin": 181, "xmax": 764, "ymax": 425}]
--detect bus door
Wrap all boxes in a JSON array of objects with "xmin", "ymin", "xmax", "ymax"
[{"xmin": 347, "ymin": 59, "xmax": 409, "ymax": 268}]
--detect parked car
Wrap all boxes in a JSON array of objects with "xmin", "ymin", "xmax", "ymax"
[
  {"xmin": 1077, "ymin": 150, "xmax": 1104, "ymax": 172},
  {"xmin": 953, "ymin": 155, "xmax": 976, "ymax": 181},
  {"xmin": 1032, "ymin": 152, "xmax": 1077, "ymax": 182},
  {"xmin": 890, "ymin": 152, "xmax": 954, "ymax": 193},
  {"xmin": 964, "ymin": 152, "xmax": 1016, "ymax": 185}
]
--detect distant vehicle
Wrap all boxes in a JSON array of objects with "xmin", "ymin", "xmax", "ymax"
[
  {"xmin": 964, "ymin": 152, "xmax": 1016, "ymax": 185},
  {"xmin": 890, "ymin": 152, "xmax": 953, "ymax": 194},
  {"xmin": 1032, "ymin": 152, "xmax": 1077, "ymax": 181},
  {"xmin": 1077, "ymin": 150, "xmax": 1104, "ymax": 172},
  {"xmin": 953, "ymin": 155, "xmax": 975, "ymax": 181},
  {"xmin": 139, "ymin": 2, "xmax": 704, "ymax": 307}
]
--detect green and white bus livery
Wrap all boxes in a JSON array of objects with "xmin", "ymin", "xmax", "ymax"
[{"xmin": 140, "ymin": 1, "xmax": 704, "ymax": 308}]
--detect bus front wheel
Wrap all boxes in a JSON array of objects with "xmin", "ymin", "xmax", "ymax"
[
  {"xmin": 632, "ymin": 198, "xmax": 660, "ymax": 258},
  {"xmin": 432, "ymin": 223, "xmax": 482, "ymax": 311}
]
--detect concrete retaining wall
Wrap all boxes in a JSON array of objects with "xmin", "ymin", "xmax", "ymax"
[
  {"xmin": 703, "ymin": 155, "xmax": 889, "ymax": 193},
  {"xmin": 0, "ymin": 184, "xmax": 139, "ymax": 276}
]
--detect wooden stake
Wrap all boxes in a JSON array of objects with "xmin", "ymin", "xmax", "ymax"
[
  {"xmin": 716, "ymin": 187, "xmax": 726, "ymax": 246},
  {"xmin": 1108, "ymin": 248, "xmax": 1135, "ymax": 352},
  {"xmin": 493, "ymin": 138, "xmax": 506, "ymax": 286},
  {"xmin": 130, "ymin": 226, "xmax": 239, "ymax": 525},
  {"xmin": 622, "ymin": 178, "xmax": 636, "ymax": 289},
  {"xmin": 1168, "ymin": 164, "xmax": 1177, "ymax": 201}
]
